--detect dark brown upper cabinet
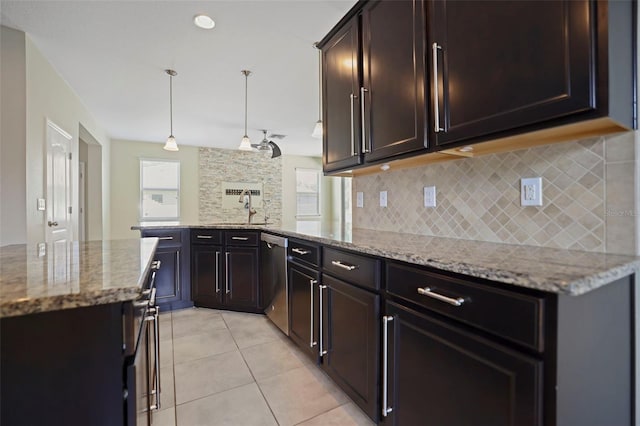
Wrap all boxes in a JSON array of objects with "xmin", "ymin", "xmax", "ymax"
[
  {"xmin": 320, "ymin": 0, "xmax": 428, "ymax": 173},
  {"xmin": 428, "ymin": 0, "xmax": 634, "ymax": 150}
]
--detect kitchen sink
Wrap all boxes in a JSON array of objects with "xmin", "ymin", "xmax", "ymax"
[{"xmin": 205, "ymin": 222, "xmax": 272, "ymax": 226}]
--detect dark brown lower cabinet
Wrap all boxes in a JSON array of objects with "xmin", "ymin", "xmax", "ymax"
[
  {"xmin": 382, "ymin": 301, "xmax": 542, "ymax": 426},
  {"xmin": 191, "ymin": 230, "xmax": 260, "ymax": 312},
  {"xmin": 288, "ymin": 262, "xmax": 320, "ymax": 362},
  {"xmin": 321, "ymin": 274, "xmax": 380, "ymax": 422}
]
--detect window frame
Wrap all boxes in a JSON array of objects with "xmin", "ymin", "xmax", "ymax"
[
  {"xmin": 139, "ymin": 158, "xmax": 181, "ymax": 221},
  {"xmin": 295, "ymin": 168, "xmax": 321, "ymax": 218}
]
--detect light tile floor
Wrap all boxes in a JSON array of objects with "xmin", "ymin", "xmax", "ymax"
[{"xmin": 153, "ymin": 307, "xmax": 375, "ymax": 426}]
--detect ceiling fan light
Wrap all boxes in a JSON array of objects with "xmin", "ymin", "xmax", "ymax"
[
  {"xmin": 239, "ymin": 135, "xmax": 253, "ymax": 151},
  {"xmin": 164, "ymin": 135, "xmax": 179, "ymax": 151},
  {"xmin": 312, "ymin": 120, "xmax": 323, "ymax": 138}
]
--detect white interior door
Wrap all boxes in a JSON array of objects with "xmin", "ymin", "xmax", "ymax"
[{"xmin": 46, "ymin": 120, "xmax": 72, "ymax": 246}]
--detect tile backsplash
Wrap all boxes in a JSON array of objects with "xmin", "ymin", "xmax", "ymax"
[
  {"xmin": 199, "ymin": 148, "xmax": 282, "ymax": 224},
  {"xmin": 353, "ymin": 131, "xmax": 638, "ymax": 255}
]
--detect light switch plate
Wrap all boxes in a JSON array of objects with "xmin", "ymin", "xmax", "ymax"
[
  {"xmin": 521, "ymin": 177, "xmax": 543, "ymax": 206},
  {"xmin": 379, "ymin": 191, "xmax": 388, "ymax": 208},
  {"xmin": 37, "ymin": 198, "xmax": 46, "ymax": 211},
  {"xmin": 356, "ymin": 192, "xmax": 364, "ymax": 208},
  {"xmin": 37, "ymin": 242, "xmax": 46, "ymax": 257},
  {"xmin": 424, "ymin": 186, "xmax": 436, "ymax": 208}
]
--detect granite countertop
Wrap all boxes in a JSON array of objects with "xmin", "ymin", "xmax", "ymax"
[
  {"xmin": 133, "ymin": 222, "xmax": 640, "ymax": 296},
  {"xmin": 0, "ymin": 238, "xmax": 158, "ymax": 318}
]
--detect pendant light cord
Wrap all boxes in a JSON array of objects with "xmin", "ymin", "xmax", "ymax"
[
  {"xmin": 244, "ymin": 72, "xmax": 248, "ymax": 135},
  {"xmin": 169, "ymin": 74, "xmax": 173, "ymax": 136},
  {"xmin": 317, "ymin": 47, "xmax": 322, "ymax": 120}
]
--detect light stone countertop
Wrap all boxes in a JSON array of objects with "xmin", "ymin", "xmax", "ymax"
[
  {"xmin": 134, "ymin": 221, "xmax": 640, "ymax": 296},
  {"xmin": 0, "ymin": 238, "xmax": 158, "ymax": 318}
]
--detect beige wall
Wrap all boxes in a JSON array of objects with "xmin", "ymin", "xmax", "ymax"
[
  {"xmin": 110, "ymin": 140, "xmax": 199, "ymax": 239},
  {"xmin": 281, "ymin": 155, "xmax": 337, "ymax": 225},
  {"xmin": 24, "ymin": 33, "xmax": 111, "ymax": 245},
  {"xmin": 0, "ymin": 26, "xmax": 27, "ymax": 245}
]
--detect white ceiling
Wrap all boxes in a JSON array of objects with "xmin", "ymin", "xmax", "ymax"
[{"xmin": 0, "ymin": 0, "xmax": 355, "ymax": 156}]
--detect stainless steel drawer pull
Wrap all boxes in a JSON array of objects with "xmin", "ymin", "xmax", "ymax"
[
  {"xmin": 225, "ymin": 252, "xmax": 231, "ymax": 294},
  {"xmin": 231, "ymin": 236, "xmax": 249, "ymax": 241},
  {"xmin": 196, "ymin": 235, "xmax": 213, "ymax": 239},
  {"xmin": 292, "ymin": 248, "xmax": 310, "ymax": 255},
  {"xmin": 360, "ymin": 87, "xmax": 369, "ymax": 153},
  {"xmin": 157, "ymin": 236, "xmax": 173, "ymax": 240},
  {"xmin": 349, "ymin": 93, "xmax": 357, "ymax": 156},
  {"xmin": 215, "ymin": 251, "xmax": 221, "ymax": 293},
  {"xmin": 382, "ymin": 315, "xmax": 394, "ymax": 418},
  {"xmin": 331, "ymin": 260, "xmax": 357, "ymax": 271},
  {"xmin": 417, "ymin": 287, "xmax": 465, "ymax": 306}
]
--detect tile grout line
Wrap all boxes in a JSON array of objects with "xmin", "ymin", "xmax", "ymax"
[{"xmin": 221, "ymin": 312, "xmax": 282, "ymax": 426}]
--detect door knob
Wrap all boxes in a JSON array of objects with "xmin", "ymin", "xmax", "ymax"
[{"xmin": 47, "ymin": 221, "xmax": 58, "ymax": 227}]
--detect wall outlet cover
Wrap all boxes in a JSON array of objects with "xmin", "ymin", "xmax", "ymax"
[
  {"xmin": 424, "ymin": 186, "xmax": 436, "ymax": 208},
  {"xmin": 379, "ymin": 191, "xmax": 388, "ymax": 208},
  {"xmin": 521, "ymin": 177, "xmax": 543, "ymax": 206},
  {"xmin": 356, "ymin": 192, "xmax": 364, "ymax": 208}
]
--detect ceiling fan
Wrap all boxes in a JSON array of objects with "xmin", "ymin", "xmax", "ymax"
[{"xmin": 252, "ymin": 130, "xmax": 282, "ymax": 158}]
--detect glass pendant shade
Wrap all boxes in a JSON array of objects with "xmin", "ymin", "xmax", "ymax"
[
  {"xmin": 312, "ymin": 120, "xmax": 323, "ymax": 139},
  {"xmin": 164, "ymin": 135, "xmax": 178, "ymax": 151},
  {"xmin": 239, "ymin": 135, "xmax": 253, "ymax": 151}
]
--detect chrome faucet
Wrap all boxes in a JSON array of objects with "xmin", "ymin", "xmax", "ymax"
[{"xmin": 238, "ymin": 189, "xmax": 257, "ymax": 224}]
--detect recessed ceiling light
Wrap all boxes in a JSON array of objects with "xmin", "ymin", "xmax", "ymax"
[{"xmin": 194, "ymin": 14, "xmax": 215, "ymax": 30}]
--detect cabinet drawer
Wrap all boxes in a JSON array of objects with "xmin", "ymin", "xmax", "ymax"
[
  {"xmin": 323, "ymin": 247, "xmax": 380, "ymax": 291},
  {"xmin": 386, "ymin": 261, "xmax": 544, "ymax": 352},
  {"xmin": 224, "ymin": 231, "xmax": 259, "ymax": 246},
  {"xmin": 191, "ymin": 229, "xmax": 222, "ymax": 245},
  {"xmin": 141, "ymin": 229, "xmax": 182, "ymax": 246},
  {"xmin": 288, "ymin": 239, "xmax": 321, "ymax": 267}
]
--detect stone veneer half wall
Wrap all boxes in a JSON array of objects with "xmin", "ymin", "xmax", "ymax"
[
  {"xmin": 353, "ymin": 131, "xmax": 639, "ymax": 255},
  {"xmin": 199, "ymin": 148, "xmax": 282, "ymax": 224}
]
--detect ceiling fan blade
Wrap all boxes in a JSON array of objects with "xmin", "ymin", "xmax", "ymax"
[{"xmin": 268, "ymin": 141, "xmax": 281, "ymax": 158}]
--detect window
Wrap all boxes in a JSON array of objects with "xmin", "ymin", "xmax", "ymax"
[
  {"xmin": 140, "ymin": 159, "xmax": 180, "ymax": 220},
  {"xmin": 296, "ymin": 168, "xmax": 320, "ymax": 217}
]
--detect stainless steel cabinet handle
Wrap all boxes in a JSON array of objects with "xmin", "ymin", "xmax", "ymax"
[
  {"xmin": 231, "ymin": 236, "xmax": 249, "ymax": 241},
  {"xmin": 319, "ymin": 285, "xmax": 328, "ymax": 356},
  {"xmin": 432, "ymin": 42, "xmax": 444, "ymax": 133},
  {"xmin": 225, "ymin": 252, "xmax": 231, "ymax": 294},
  {"xmin": 47, "ymin": 221, "xmax": 58, "ymax": 227},
  {"xmin": 292, "ymin": 248, "xmax": 310, "ymax": 255},
  {"xmin": 157, "ymin": 236, "xmax": 173, "ymax": 240},
  {"xmin": 148, "ymin": 306, "xmax": 161, "ymax": 410},
  {"xmin": 331, "ymin": 260, "xmax": 357, "ymax": 271},
  {"xmin": 382, "ymin": 315, "xmax": 394, "ymax": 417},
  {"xmin": 196, "ymin": 235, "xmax": 213, "ymax": 239},
  {"xmin": 215, "ymin": 251, "xmax": 221, "ymax": 293},
  {"xmin": 349, "ymin": 93, "xmax": 357, "ymax": 156},
  {"xmin": 360, "ymin": 87, "xmax": 369, "ymax": 153},
  {"xmin": 310, "ymin": 279, "xmax": 318, "ymax": 348},
  {"xmin": 417, "ymin": 287, "xmax": 465, "ymax": 306}
]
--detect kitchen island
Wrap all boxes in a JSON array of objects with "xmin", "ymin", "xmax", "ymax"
[
  {"xmin": 0, "ymin": 238, "xmax": 158, "ymax": 426},
  {"xmin": 136, "ymin": 222, "xmax": 640, "ymax": 425}
]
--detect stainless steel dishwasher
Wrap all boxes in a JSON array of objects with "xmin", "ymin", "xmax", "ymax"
[{"xmin": 260, "ymin": 233, "xmax": 289, "ymax": 335}]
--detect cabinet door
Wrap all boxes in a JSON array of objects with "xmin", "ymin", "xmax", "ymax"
[
  {"xmin": 383, "ymin": 301, "xmax": 542, "ymax": 426},
  {"xmin": 288, "ymin": 263, "xmax": 320, "ymax": 362},
  {"xmin": 322, "ymin": 16, "xmax": 363, "ymax": 172},
  {"xmin": 321, "ymin": 274, "xmax": 379, "ymax": 421},
  {"xmin": 429, "ymin": 0, "xmax": 594, "ymax": 148},
  {"xmin": 191, "ymin": 244, "xmax": 223, "ymax": 308},
  {"xmin": 224, "ymin": 247, "xmax": 259, "ymax": 309},
  {"xmin": 361, "ymin": 0, "xmax": 427, "ymax": 162},
  {"xmin": 153, "ymin": 246, "xmax": 182, "ymax": 310}
]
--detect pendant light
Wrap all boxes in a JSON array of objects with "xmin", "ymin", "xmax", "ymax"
[
  {"xmin": 239, "ymin": 70, "xmax": 253, "ymax": 151},
  {"xmin": 312, "ymin": 43, "xmax": 323, "ymax": 139},
  {"xmin": 163, "ymin": 69, "xmax": 179, "ymax": 151}
]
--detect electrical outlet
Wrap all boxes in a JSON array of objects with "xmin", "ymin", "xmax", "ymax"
[
  {"xmin": 424, "ymin": 186, "xmax": 436, "ymax": 208},
  {"xmin": 379, "ymin": 191, "xmax": 388, "ymax": 208},
  {"xmin": 356, "ymin": 192, "xmax": 364, "ymax": 208},
  {"xmin": 520, "ymin": 177, "xmax": 543, "ymax": 206},
  {"xmin": 37, "ymin": 242, "xmax": 46, "ymax": 257}
]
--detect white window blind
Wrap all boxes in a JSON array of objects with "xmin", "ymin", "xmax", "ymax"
[
  {"xmin": 296, "ymin": 168, "xmax": 320, "ymax": 217},
  {"xmin": 140, "ymin": 159, "xmax": 180, "ymax": 220}
]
